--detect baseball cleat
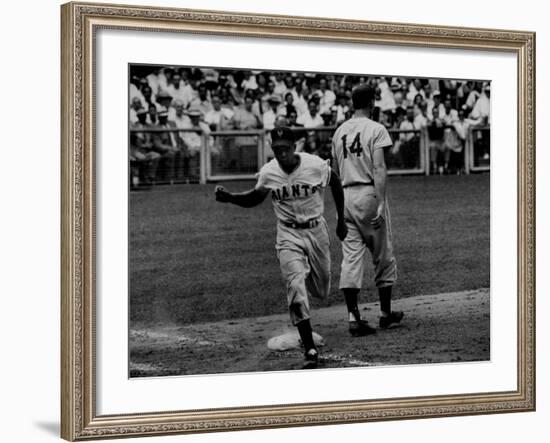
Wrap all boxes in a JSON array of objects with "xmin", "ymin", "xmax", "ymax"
[
  {"xmin": 379, "ymin": 311, "xmax": 404, "ymax": 329},
  {"xmin": 302, "ymin": 348, "xmax": 319, "ymax": 369},
  {"xmin": 349, "ymin": 319, "xmax": 377, "ymax": 336}
]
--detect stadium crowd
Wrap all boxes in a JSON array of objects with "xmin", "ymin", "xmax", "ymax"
[{"xmin": 130, "ymin": 66, "xmax": 491, "ymax": 185}]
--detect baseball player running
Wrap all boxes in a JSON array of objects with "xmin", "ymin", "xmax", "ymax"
[
  {"xmin": 215, "ymin": 126, "xmax": 348, "ymax": 369},
  {"xmin": 331, "ymin": 84, "xmax": 404, "ymax": 336}
]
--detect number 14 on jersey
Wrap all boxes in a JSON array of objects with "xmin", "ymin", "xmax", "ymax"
[{"xmin": 341, "ymin": 133, "xmax": 363, "ymax": 159}]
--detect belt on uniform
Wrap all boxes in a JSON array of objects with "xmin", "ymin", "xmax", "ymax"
[
  {"xmin": 281, "ymin": 218, "xmax": 321, "ymax": 229},
  {"xmin": 343, "ymin": 182, "xmax": 374, "ymax": 188}
]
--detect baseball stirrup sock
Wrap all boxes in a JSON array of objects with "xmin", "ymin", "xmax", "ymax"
[
  {"xmin": 379, "ymin": 286, "xmax": 392, "ymax": 315},
  {"xmin": 343, "ymin": 288, "xmax": 361, "ymax": 321},
  {"xmin": 297, "ymin": 319, "xmax": 315, "ymax": 351}
]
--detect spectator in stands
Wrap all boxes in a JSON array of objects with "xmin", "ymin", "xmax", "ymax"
[
  {"xmin": 412, "ymin": 93, "xmax": 424, "ymax": 116},
  {"xmin": 146, "ymin": 67, "xmax": 162, "ymax": 94},
  {"xmin": 141, "ymin": 84, "xmax": 158, "ymax": 110},
  {"xmin": 393, "ymin": 90, "xmax": 407, "ymax": 117},
  {"xmin": 288, "ymin": 110, "xmax": 303, "ymax": 129},
  {"xmin": 284, "ymin": 75, "xmax": 296, "ymax": 99},
  {"xmin": 429, "ymin": 91, "xmax": 445, "ymax": 119},
  {"xmin": 470, "ymin": 84, "xmax": 490, "ymax": 125},
  {"xmin": 316, "ymin": 77, "xmax": 336, "ymax": 114},
  {"xmin": 263, "ymin": 95, "xmax": 285, "ymax": 130},
  {"xmin": 155, "ymin": 90, "xmax": 173, "ymax": 116},
  {"xmin": 449, "ymin": 106, "xmax": 470, "ymax": 174},
  {"xmin": 241, "ymin": 71, "xmax": 258, "ymax": 91},
  {"xmin": 273, "ymin": 72, "xmax": 287, "ymax": 96},
  {"xmin": 171, "ymin": 100, "xmax": 191, "ymax": 175},
  {"xmin": 179, "ymin": 107, "xmax": 211, "ymax": 179},
  {"xmin": 147, "ymin": 103, "xmax": 158, "ymax": 126},
  {"xmin": 130, "ymin": 111, "xmax": 161, "ymax": 186},
  {"xmin": 441, "ymin": 98, "xmax": 459, "ymax": 123},
  {"xmin": 406, "ymin": 78, "xmax": 424, "ymax": 103},
  {"xmin": 414, "ymin": 101, "xmax": 429, "ymax": 129},
  {"xmin": 463, "ymin": 81, "xmax": 481, "ymax": 111},
  {"xmin": 130, "ymin": 75, "xmax": 145, "ymax": 107},
  {"xmin": 283, "ymin": 92, "xmax": 297, "ymax": 118},
  {"xmin": 423, "ymin": 82, "xmax": 435, "ymax": 116},
  {"xmin": 151, "ymin": 110, "xmax": 178, "ymax": 182},
  {"xmin": 166, "ymin": 73, "xmax": 191, "ymax": 107},
  {"xmin": 231, "ymin": 95, "xmax": 262, "ymax": 131},
  {"xmin": 427, "ymin": 107, "xmax": 447, "ymax": 174},
  {"xmin": 260, "ymin": 81, "xmax": 279, "ymax": 114},
  {"xmin": 298, "ymin": 99, "xmax": 323, "ymax": 128},
  {"xmin": 293, "ymin": 81, "xmax": 309, "ymax": 117},
  {"xmin": 316, "ymin": 110, "xmax": 335, "ymax": 159},
  {"xmin": 189, "ymin": 84, "xmax": 212, "ymax": 116},
  {"xmin": 129, "ymin": 97, "xmax": 143, "ymax": 124},
  {"xmin": 394, "ymin": 106, "xmax": 420, "ymax": 169},
  {"xmin": 132, "ymin": 108, "xmax": 153, "ymax": 156},
  {"xmin": 204, "ymin": 95, "xmax": 234, "ymax": 131},
  {"xmin": 333, "ymin": 92, "xmax": 350, "ymax": 124},
  {"xmin": 441, "ymin": 98, "xmax": 460, "ymax": 168}
]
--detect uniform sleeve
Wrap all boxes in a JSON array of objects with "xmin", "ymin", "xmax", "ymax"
[
  {"xmin": 373, "ymin": 124, "xmax": 393, "ymax": 151},
  {"xmin": 319, "ymin": 158, "xmax": 331, "ymax": 188},
  {"xmin": 254, "ymin": 165, "xmax": 271, "ymax": 191}
]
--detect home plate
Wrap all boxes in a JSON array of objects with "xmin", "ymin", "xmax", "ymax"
[{"xmin": 267, "ymin": 330, "xmax": 325, "ymax": 351}]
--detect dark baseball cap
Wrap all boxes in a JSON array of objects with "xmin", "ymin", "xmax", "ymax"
[{"xmin": 271, "ymin": 126, "xmax": 295, "ymax": 148}]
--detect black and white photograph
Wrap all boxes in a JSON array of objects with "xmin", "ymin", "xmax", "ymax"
[{"xmin": 128, "ymin": 64, "xmax": 491, "ymax": 377}]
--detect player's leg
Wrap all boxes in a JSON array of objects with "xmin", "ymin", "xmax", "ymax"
[
  {"xmin": 339, "ymin": 220, "xmax": 376, "ymax": 336},
  {"xmin": 304, "ymin": 219, "xmax": 331, "ymax": 301},
  {"xmin": 277, "ymin": 230, "xmax": 318, "ymax": 368},
  {"xmin": 367, "ymin": 203, "xmax": 403, "ymax": 328}
]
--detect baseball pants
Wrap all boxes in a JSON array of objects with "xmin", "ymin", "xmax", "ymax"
[
  {"xmin": 276, "ymin": 218, "xmax": 331, "ymax": 325},
  {"xmin": 339, "ymin": 186, "xmax": 397, "ymax": 289}
]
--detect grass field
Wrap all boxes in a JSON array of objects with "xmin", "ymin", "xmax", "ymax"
[{"xmin": 130, "ymin": 174, "xmax": 489, "ymax": 326}]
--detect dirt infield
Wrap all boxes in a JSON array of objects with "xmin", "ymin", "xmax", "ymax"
[{"xmin": 130, "ymin": 288, "xmax": 489, "ymax": 377}]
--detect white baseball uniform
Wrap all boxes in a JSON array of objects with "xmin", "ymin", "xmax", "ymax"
[
  {"xmin": 331, "ymin": 116, "xmax": 397, "ymax": 289},
  {"xmin": 255, "ymin": 152, "xmax": 332, "ymax": 325}
]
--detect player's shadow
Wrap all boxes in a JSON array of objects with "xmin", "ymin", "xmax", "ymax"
[{"xmin": 34, "ymin": 421, "xmax": 59, "ymax": 436}]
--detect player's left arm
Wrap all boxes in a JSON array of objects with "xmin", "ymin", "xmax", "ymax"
[
  {"xmin": 328, "ymin": 168, "xmax": 348, "ymax": 241},
  {"xmin": 371, "ymin": 147, "xmax": 388, "ymax": 229},
  {"xmin": 215, "ymin": 186, "xmax": 269, "ymax": 208}
]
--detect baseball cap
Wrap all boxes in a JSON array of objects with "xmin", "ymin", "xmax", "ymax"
[
  {"xmin": 187, "ymin": 106, "xmax": 202, "ymax": 117},
  {"xmin": 267, "ymin": 94, "xmax": 282, "ymax": 104},
  {"xmin": 271, "ymin": 126, "xmax": 295, "ymax": 148}
]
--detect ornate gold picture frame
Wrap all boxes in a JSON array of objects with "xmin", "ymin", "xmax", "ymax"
[{"xmin": 61, "ymin": 1, "xmax": 535, "ymax": 440}]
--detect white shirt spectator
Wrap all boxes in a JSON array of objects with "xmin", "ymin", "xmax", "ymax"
[
  {"xmin": 297, "ymin": 112, "xmax": 323, "ymax": 128},
  {"xmin": 293, "ymin": 94, "xmax": 309, "ymax": 117},
  {"xmin": 241, "ymin": 75, "xmax": 258, "ymax": 91},
  {"xmin": 413, "ymin": 113, "xmax": 428, "ymax": 129},
  {"xmin": 262, "ymin": 108, "xmax": 286, "ymax": 130},
  {"xmin": 204, "ymin": 108, "xmax": 234, "ymax": 130},
  {"xmin": 465, "ymin": 90, "xmax": 481, "ymax": 109},
  {"xmin": 470, "ymin": 93, "xmax": 490, "ymax": 124},
  {"xmin": 399, "ymin": 119, "xmax": 418, "ymax": 142},
  {"xmin": 181, "ymin": 120, "xmax": 210, "ymax": 156},
  {"xmin": 147, "ymin": 72, "xmax": 161, "ymax": 94},
  {"xmin": 130, "ymin": 84, "xmax": 146, "ymax": 107},
  {"xmin": 168, "ymin": 82, "xmax": 194, "ymax": 107},
  {"xmin": 316, "ymin": 89, "xmax": 336, "ymax": 113},
  {"xmin": 428, "ymin": 102, "xmax": 446, "ymax": 120},
  {"xmin": 441, "ymin": 108, "xmax": 459, "ymax": 125},
  {"xmin": 273, "ymin": 80, "xmax": 287, "ymax": 97}
]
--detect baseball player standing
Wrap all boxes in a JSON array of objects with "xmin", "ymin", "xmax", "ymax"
[
  {"xmin": 215, "ymin": 126, "xmax": 348, "ymax": 369},
  {"xmin": 331, "ymin": 84, "xmax": 404, "ymax": 336}
]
